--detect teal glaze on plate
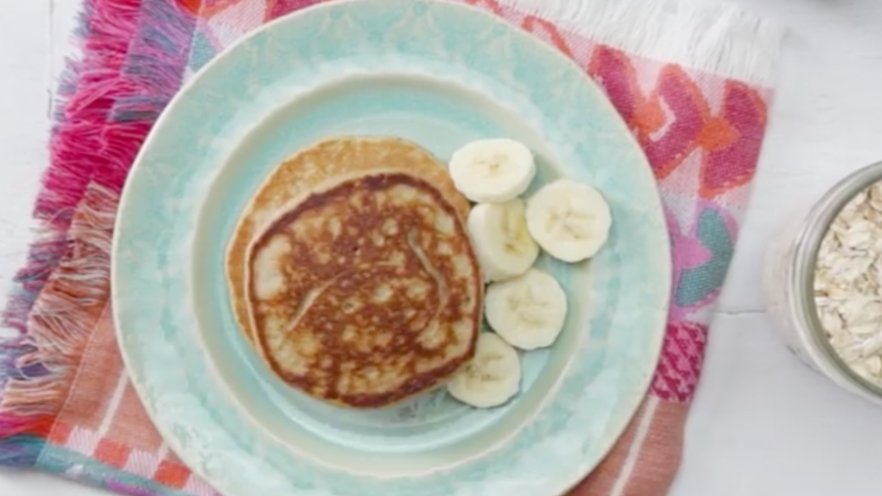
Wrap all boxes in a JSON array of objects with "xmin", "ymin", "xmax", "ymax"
[
  {"xmin": 192, "ymin": 74, "xmax": 588, "ymax": 466},
  {"xmin": 112, "ymin": 1, "xmax": 671, "ymax": 495}
]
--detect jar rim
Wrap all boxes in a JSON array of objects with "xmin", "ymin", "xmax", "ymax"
[{"xmin": 790, "ymin": 161, "xmax": 882, "ymax": 397}]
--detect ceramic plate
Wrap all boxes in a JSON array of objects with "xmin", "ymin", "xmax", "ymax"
[{"xmin": 112, "ymin": 1, "xmax": 671, "ymax": 494}]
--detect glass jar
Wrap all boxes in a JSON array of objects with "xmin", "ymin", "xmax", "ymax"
[{"xmin": 764, "ymin": 161, "xmax": 882, "ymax": 406}]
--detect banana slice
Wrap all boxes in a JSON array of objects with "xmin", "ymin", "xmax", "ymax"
[
  {"xmin": 447, "ymin": 333, "xmax": 521, "ymax": 408},
  {"xmin": 467, "ymin": 199, "xmax": 539, "ymax": 282},
  {"xmin": 449, "ymin": 138, "xmax": 536, "ymax": 203},
  {"xmin": 485, "ymin": 269, "xmax": 568, "ymax": 350},
  {"xmin": 526, "ymin": 179, "xmax": 612, "ymax": 263}
]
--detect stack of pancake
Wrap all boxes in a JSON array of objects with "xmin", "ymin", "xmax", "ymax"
[{"xmin": 226, "ymin": 137, "xmax": 483, "ymax": 408}]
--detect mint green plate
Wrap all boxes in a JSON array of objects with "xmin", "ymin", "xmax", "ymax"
[{"xmin": 112, "ymin": 1, "xmax": 670, "ymax": 494}]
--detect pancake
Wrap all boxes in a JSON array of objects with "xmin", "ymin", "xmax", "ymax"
[
  {"xmin": 245, "ymin": 172, "xmax": 482, "ymax": 407},
  {"xmin": 226, "ymin": 137, "xmax": 471, "ymax": 348}
]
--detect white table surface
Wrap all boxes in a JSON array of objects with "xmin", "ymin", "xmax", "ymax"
[{"xmin": 2, "ymin": 1, "xmax": 882, "ymax": 495}]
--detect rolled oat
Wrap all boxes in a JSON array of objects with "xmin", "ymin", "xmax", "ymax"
[{"xmin": 815, "ymin": 181, "xmax": 882, "ymax": 384}]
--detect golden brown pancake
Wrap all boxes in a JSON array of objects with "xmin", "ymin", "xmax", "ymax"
[
  {"xmin": 245, "ymin": 173, "xmax": 482, "ymax": 407},
  {"xmin": 226, "ymin": 137, "xmax": 471, "ymax": 348}
]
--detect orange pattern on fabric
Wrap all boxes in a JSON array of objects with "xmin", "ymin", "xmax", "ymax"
[
  {"xmin": 47, "ymin": 420, "xmax": 73, "ymax": 444},
  {"xmin": 699, "ymin": 80, "xmax": 767, "ymax": 198},
  {"xmin": 195, "ymin": 0, "xmax": 245, "ymax": 17},
  {"xmin": 521, "ymin": 15, "xmax": 574, "ymax": 57},
  {"xmin": 588, "ymin": 47, "xmax": 667, "ymax": 146},
  {"xmin": 95, "ymin": 439, "xmax": 132, "ymax": 468},
  {"xmin": 176, "ymin": 0, "xmax": 203, "ymax": 14},
  {"xmin": 154, "ymin": 460, "xmax": 192, "ymax": 489},
  {"xmin": 53, "ymin": 308, "xmax": 122, "ymax": 433},
  {"xmin": 587, "ymin": 45, "xmax": 767, "ymax": 201}
]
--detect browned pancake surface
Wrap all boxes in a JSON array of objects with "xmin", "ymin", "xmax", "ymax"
[
  {"xmin": 227, "ymin": 137, "xmax": 470, "ymax": 348},
  {"xmin": 247, "ymin": 173, "xmax": 482, "ymax": 407}
]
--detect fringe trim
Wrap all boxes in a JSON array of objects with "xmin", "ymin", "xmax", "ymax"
[
  {"xmin": 2, "ymin": 0, "xmax": 142, "ymax": 337},
  {"xmin": 90, "ymin": 0, "xmax": 198, "ymax": 191},
  {"xmin": 1, "ymin": 235, "xmax": 69, "ymax": 334},
  {"xmin": 502, "ymin": 0, "xmax": 783, "ymax": 87},
  {"xmin": 40, "ymin": 0, "xmax": 142, "ymax": 220},
  {"xmin": 0, "ymin": 183, "xmax": 117, "ymax": 431},
  {"xmin": 3, "ymin": 0, "xmax": 197, "ymax": 340},
  {"xmin": 1, "ymin": 0, "xmax": 194, "ymax": 362},
  {"xmin": 1, "ymin": 0, "xmax": 195, "ymax": 462},
  {"xmin": 113, "ymin": 0, "xmax": 197, "ymax": 122}
]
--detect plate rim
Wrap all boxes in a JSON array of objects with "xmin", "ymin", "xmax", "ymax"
[{"xmin": 111, "ymin": 0, "xmax": 672, "ymax": 494}]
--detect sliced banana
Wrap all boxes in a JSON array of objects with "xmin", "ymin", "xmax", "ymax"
[
  {"xmin": 526, "ymin": 179, "xmax": 612, "ymax": 263},
  {"xmin": 485, "ymin": 269, "xmax": 568, "ymax": 350},
  {"xmin": 447, "ymin": 332, "xmax": 521, "ymax": 408},
  {"xmin": 449, "ymin": 138, "xmax": 536, "ymax": 203},
  {"xmin": 467, "ymin": 199, "xmax": 539, "ymax": 282}
]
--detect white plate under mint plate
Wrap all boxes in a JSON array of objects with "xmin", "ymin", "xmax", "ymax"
[{"xmin": 111, "ymin": 0, "xmax": 671, "ymax": 494}]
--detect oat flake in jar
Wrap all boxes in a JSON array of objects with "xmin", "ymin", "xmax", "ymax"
[{"xmin": 764, "ymin": 161, "xmax": 882, "ymax": 406}]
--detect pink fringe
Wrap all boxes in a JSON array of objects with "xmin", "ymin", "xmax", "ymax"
[
  {"xmin": 93, "ymin": 119, "xmax": 154, "ymax": 193},
  {"xmin": 2, "ymin": 0, "xmax": 143, "ymax": 335},
  {"xmin": 2, "ymin": 0, "xmax": 197, "ymax": 435},
  {"xmin": 39, "ymin": 0, "xmax": 142, "ymax": 220},
  {"xmin": 1, "ymin": 0, "xmax": 145, "ymax": 450}
]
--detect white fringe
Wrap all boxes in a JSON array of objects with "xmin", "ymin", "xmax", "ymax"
[
  {"xmin": 505, "ymin": 0, "xmax": 783, "ymax": 87},
  {"xmin": 0, "ymin": 183, "xmax": 118, "ymax": 415}
]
